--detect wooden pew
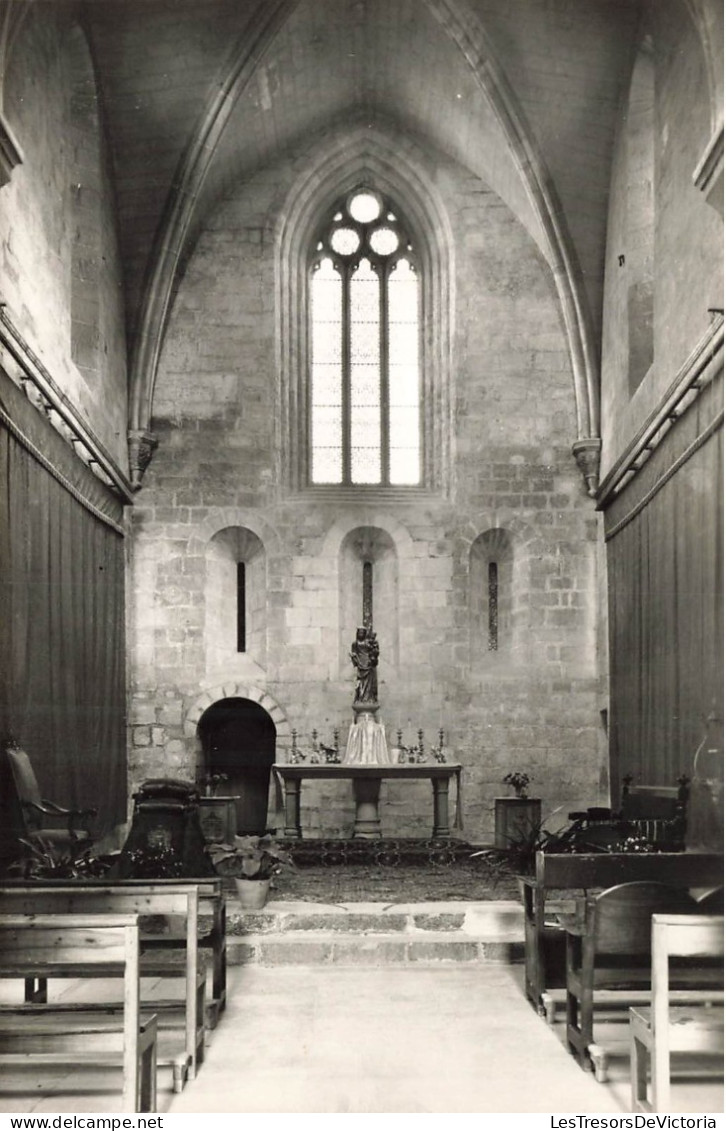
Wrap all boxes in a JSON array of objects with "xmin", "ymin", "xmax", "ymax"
[
  {"xmin": 1, "ymin": 876, "xmax": 227, "ymax": 1027},
  {"xmin": 0, "ymin": 914, "xmax": 157, "ymax": 1113},
  {"xmin": 519, "ymin": 850, "xmax": 724, "ymax": 1018},
  {"xmin": 562, "ymin": 881, "xmax": 704, "ymax": 1079},
  {"xmin": 630, "ymin": 914, "xmax": 724, "ymax": 1112},
  {"xmin": 0, "ymin": 885, "xmax": 204, "ymax": 1093}
]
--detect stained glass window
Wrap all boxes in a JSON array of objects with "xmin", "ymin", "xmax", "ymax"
[{"xmin": 309, "ymin": 189, "xmax": 421, "ymax": 486}]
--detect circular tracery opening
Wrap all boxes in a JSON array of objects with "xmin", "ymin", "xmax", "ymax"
[
  {"xmin": 347, "ymin": 190, "xmax": 381, "ymax": 223},
  {"xmin": 330, "ymin": 227, "xmax": 361, "ymax": 255},
  {"xmin": 369, "ymin": 227, "xmax": 399, "ymax": 255}
]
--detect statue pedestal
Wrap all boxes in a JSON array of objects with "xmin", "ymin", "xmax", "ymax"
[
  {"xmin": 343, "ymin": 709, "xmax": 392, "ymax": 767},
  {"xmin": 351, "ymin": 776, "xmax": 382, "ymax": 838}
]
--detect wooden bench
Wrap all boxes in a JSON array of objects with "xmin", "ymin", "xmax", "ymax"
[
  {"xmin": 0, "ymin": 914, "xmax": 157, "ymax": 1113},
  {"xmin": 129, "ymin": 877, "xmax": 226, "ymax": 1027},
  {"xmin": 630, "ymin": 914, "xmax": 724, "ymax": 1112},
  {"xmin": 1, "ymin": 876, "xmax": 227, "ymax": 1027},
  {"xmin": 519, "ymin": 850, "xmax": 724, "ymax": 1019},
  {"xmin": 0, "ymin": 885, "xmax": 205, "ymax": 1092}
]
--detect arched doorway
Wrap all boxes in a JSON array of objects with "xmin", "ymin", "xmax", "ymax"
[{"xmin": 198, "ymin": 698, "xmax": 276, "ymax": 834}]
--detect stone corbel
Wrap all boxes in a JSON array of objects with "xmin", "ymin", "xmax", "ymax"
[
  {"xmin": 572, "ymin": 437, "xmax": 602, "ymax": 498},
  {"xmin": 127, "ymin": 428, "xmax": 158, "ymax": 490},
  {"xmin": 693, "ymin": 124, "xmax": 724, "ymax": 218},
  {"xmin": 0, "ymin": 108, "xmax": 22, "ymax": 188}
]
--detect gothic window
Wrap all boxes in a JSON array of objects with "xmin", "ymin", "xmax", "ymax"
[{"xmin": 309, "ymin": 188, "xmax": 421, "ymax": 486}]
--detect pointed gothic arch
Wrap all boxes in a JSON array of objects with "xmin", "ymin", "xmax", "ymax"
[{"xmin": 275, "ymin": 123, "xmax": 455, "ymax": 496}]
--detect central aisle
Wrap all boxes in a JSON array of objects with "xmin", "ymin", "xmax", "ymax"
[{"xmin": 169, "ymin": 964, "xmax": 625, "ymax": 1114}]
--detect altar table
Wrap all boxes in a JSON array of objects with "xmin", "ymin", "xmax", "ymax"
[{"xmin": 273, "ymin": 764, "xmax": 463, "ymax": 840}]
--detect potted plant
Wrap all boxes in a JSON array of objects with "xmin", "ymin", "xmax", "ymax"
[
  {"xmin": 495, "ymin": 772, "xmax": 542, "ymax": 849},
  {"xmin": 7, "ymin": 836, "xmax": 114, "ymax": 880},
  {"xmin": 208, "ymin": 834, "xmax": 293, "ymax": 910}
]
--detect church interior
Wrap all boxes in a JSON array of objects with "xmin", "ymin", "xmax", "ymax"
[{"xmin": 0, "ymin": 0, "xmax": 723, "ymax": 1116}]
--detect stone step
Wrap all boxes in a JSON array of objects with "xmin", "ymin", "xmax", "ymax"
[{"xmin": 226, "ymin": 899, "xmax": 524, "ymax": 966}]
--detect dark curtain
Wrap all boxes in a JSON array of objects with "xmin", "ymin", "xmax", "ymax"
[
  {"xmin": 605, "ymin": 370, "xmax": 723, "ymax": 810},
  {"xmin": 0, "ymin": 370, "xmax": 127, "ymax": 838}
]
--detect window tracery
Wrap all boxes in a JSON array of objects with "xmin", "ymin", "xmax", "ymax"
[{"xmin": 309, "ymin": 188, "xmax": 421, "ymax": 486}]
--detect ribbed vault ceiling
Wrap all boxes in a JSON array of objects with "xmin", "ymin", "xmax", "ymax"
[{"xmin": 83, "ymin": 0, "xmax": 639, "ymax": 348}]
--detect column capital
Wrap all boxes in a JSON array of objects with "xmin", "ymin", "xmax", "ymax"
[{"xmin": 128, "ymin": 429, "xmax": 158, "ymax": 490}]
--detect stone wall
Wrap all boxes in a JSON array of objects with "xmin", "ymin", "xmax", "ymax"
[
  {"xmin": 127, "ymin": 129, "xmax": 604, "ymax": 843},
  {"xmin": 0, "ymin": 5, "xmax": 128, "ymax": 468},
  {"xmin": 600, "ymin": 0, "xmax": 723, "ymax": 471}
]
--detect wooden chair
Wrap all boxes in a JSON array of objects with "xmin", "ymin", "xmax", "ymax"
[
  {"xmin": 4, "ymin": 743, "xmax": 96, "ymax": 851},
  {"xmin": 630, "ymin": 914, "xmax": 724, "ymax": 1112},
  {"xmin": 695, "ymin": 887, "xmax": 724, "ymax": 914},
  {"xmin": 563, "ymin": 881, "xmax": 698, "ymax": 1079},
  {"xmin": 0, "ymin": 884, "xmax": 204, "ymax": 1092},
  {"xmin": 0, "ymin": 913, "xmax": 157, "ymax": 1112},
  {"xmin": 619, "ymin": 778, "xmax": 690, "ymax": 851}
]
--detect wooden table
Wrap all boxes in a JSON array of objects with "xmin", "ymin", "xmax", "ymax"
[
  {"xmin": 273, "ymin": 764, "xmax": 463, "ymax": 840},
  {"xmin": 519, "ymin": 849, "xmax": 724, "ymax": 1017}
]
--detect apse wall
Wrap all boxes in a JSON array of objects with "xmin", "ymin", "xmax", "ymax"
[{"xmin": 128, "ymin": 127, "xmax": 603, "ymax": 841}]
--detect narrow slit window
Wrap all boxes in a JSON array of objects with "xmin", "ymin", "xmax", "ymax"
[
  {"xmin": 362, "ymin": 560, "xmax": 373, "ymax": 628},
  {"xmin": 237, "ymin": 562, "xmax": 246, "ymax": 653},
  {"xmin": 488, "ymin": 562, "xmax": 498, "ymax": 651}
]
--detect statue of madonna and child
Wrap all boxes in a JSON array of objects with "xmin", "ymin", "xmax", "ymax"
[
  {"xmin": 350, "ymin": 625, "xmax": 379, "ymax": 705},
  {"xmin": 344, "ymin": 626, "xmax": 391, "ymax": 765}
]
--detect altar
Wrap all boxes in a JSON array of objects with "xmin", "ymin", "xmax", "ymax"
[{"xmin": 273, "ymin": 763, "xmax": 463, "ymax": 840}]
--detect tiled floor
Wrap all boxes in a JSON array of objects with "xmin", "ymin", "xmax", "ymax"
[{"xmin": 0, "ymin": 964, "xmax": 722, "ymax": 1115}]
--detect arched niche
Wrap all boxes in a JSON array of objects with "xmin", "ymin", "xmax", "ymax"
[
  {"xmin": 205, "ymin": 527, "xmax": 266, "ymax": 673},
  {"xmin": 339, "ymin": 526, "xmax": 398, "ymax": 679},
  {"xmin": 469, "ymin": 529, "xmax": 514, "ymax": 662},
  {"xmin": 197, "ymin": 697, "xmax": 276, "ymax": 835},
  {"xmin": 67, "ymin": 24, "xmax": 103, "ymax": 381},
  {"xmin": 624, "ymin": 37, "xmax": 656, "ymax": 395}
]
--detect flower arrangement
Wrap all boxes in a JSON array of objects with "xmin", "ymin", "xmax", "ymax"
[
  {"xmin": 201, "ymin": 771, "xmax": 228, "ymax": 797},
  {"xmin": 503, "ymin": 771, "xmax": 531, "ymax": 799}
]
